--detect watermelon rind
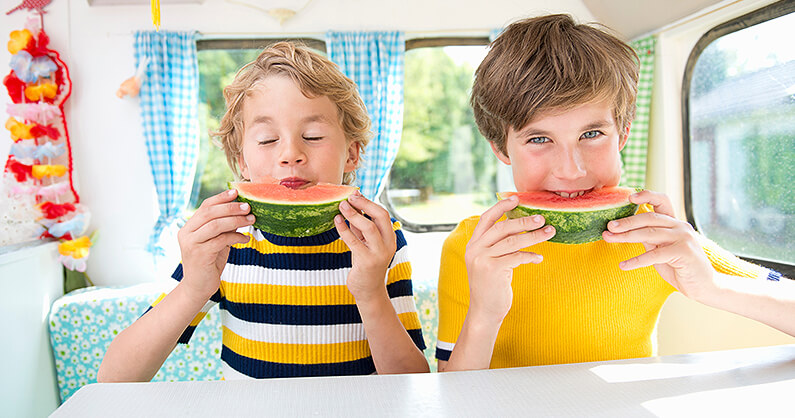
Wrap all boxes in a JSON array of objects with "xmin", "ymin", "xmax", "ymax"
[
  {"xmin": 500, "ymin": 188, "xmax": 639, "ymax": 244},
  {"xmin": 229, "ymin": 182, "xmax": 356, "ymax": 237}
]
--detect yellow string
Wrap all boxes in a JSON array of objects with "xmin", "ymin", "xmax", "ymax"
[{"xmin": 151, "ymin": 0, "xmax": 161, "ymax": 31}]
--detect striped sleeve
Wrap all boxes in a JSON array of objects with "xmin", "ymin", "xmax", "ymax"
[
  {"xmin": 144, "ymin": 263, "xmax": 221, "ymax": 344},
  {"xmin": 388, "ymin": 222, "xmax": 426, "ymax": 351}
]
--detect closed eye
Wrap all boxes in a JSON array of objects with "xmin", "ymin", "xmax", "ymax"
[
  {"xmin": 303, "ymin": 136, "xmax": 324, "ymax": 141},
  {"xmin": 257, "ymin": 139, "xmax": 278, "ymax": 145}
]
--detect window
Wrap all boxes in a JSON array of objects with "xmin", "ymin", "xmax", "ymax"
[
  {"xmin": 384, "ymin": 38, "xmax": 513, "ymax": 232},
  {"xmin": 684, "ymin": 2, "xmax": 795, "ymax": 276},
  {"xmin": 192, "ymin": 39, "xmax": 325, "ymax": 209}
]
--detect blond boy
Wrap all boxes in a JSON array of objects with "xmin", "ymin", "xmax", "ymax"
[{"xmin": 100, "ymin": 42, "xmax": 428, "ymax": 381}]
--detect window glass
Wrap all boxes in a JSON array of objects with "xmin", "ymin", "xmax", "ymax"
[
  {"xmin": 194, "ymin": 48, "xmax": 262, "ymax": 208},
  {"xmin": 688, "ymin": 11, "xmax": 795, "ymax": 266},
  {"xmin": 387, "ymin": 45, "xmax": 513, "ymax": 228}
]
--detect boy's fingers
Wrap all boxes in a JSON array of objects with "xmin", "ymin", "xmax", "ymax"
[
  {"xmin": 197, "ymin": 231, "xmax": 251, "ymax": 256},
  {"xmin": 619, "ymin": 245, "xmax": 679, "ymax": 271},
  {"xmin": 603, "ymin": 227, "xmax": 677, "ymax": 246},
  {"xmin": 339, "ymin": 200, "xmax": 383, "ymax": 246},
  {"xmin": 334, "ymin": 215, "xmax": 367, "ymax": 252},
  {"xmin": 185, "ymin": 201, "xmax": 251, "ymax": 233},
  {"xmin": 630, "ymin": 190, "xmax": 675, "ymax": 218},
  {"xmin": 480, "ymin": 214, "xmax": 547, "ymax": 248},
  {"xmin": 192, "ymin": 214, "xmax": 255, "ymax": 243},
  {"xmin": 346, "ymin": 194, "xmax": 393, "ymax": 240},
  {"xmin": 489, "ymin": 225, "xmax": 555, "ymax": 256},
  {"xmin": 606, "ymin": 212, "xmax": 676, "ymax": 233},
  {"xmin": 472, "ymin": 197, "xmax": 519, "ymax": 240},
  {"xmin": 497, "ymin": 251, "xmax": 544, "ymax": 270},
  {"xmin": 199, "ymin": 189, "xmax": 239, "ymax": 209}
]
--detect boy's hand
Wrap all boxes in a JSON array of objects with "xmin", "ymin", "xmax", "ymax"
[
  {"xmin": 464, "ymin": 197, "xmax": 555, "ymax": 324},
  {"xmin": 335, "ymin": 192, "xmax": 396, "ymax": 302},
  {"xmin": 603, "ymin": 190, "xmax": 716, "ymax": 301},
  {"xmin": 177, "ymin": 189, "xmax": 254, "ymax": 302}
]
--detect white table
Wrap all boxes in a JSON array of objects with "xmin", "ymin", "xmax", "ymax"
[{"xmin": 51, "ymin": 344, "xmax": 795, "ymax": 417}]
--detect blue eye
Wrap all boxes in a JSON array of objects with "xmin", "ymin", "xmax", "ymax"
[
  {"xmin": 527, "ymin": 137, "xmax": 549, "ymax": 144},
  {"xmin": 582, "ymin": 130, "xmax": 601, "ymax": 139}
]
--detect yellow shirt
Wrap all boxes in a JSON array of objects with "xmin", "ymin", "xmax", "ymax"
[{"xmin": 436, "ymin": 211, "xmax": 769, "ymax": 368}]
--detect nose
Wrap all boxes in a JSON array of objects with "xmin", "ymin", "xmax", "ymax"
[
  {"xmin": 279, "ymin": 137, "xmax": 306, "ymax": 166},
  {"xmin": 553, "ymin": 146, "xmax": 587, "ymax": 180}
]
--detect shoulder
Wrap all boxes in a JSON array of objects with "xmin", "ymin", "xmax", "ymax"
[{"xmin": 441, "ymin": 215, "xmax": 481, "ymax": 254}]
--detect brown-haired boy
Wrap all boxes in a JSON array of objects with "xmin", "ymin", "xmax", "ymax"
[
  {"xmin": 100, "ymin": 42, "xmax": 429, "ymax": 381},
  {"xmin": 437, "ymin": 14, "xmax": 795, "ymax": 372}
]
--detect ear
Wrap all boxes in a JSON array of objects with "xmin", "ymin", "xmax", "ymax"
[
  {"xmin": 490, "ymin": 141, "xmax": 511, "ymax": 165},
  {"xmin": 237, "ymin": 153, "xmax": 250, "ymax": 180},
  {"xmin": 344, "ymin": 141, "xmax": 361, "ymax": 173},
  {"xmin": 618, "ymin": 122, "xmax": 631, "ymax": 152}
]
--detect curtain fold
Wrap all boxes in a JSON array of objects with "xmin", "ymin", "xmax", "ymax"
[
  {"xmin": 134, "ymin": 31, "xmax": 199, "ymax": 255},
  {"xmin": 326, "ymin": 31, "xmax": 405, "ymax": 200},
  {"xmin": 622, "ymin": 35, "xmax": 656, "ymax": 189}
]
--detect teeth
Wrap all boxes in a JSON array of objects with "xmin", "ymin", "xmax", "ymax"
[{"xmin": 554, "ymin": 191, "xmax": 585, "ymax": 198}]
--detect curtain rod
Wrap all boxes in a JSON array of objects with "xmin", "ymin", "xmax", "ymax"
[{"xmin": 196, "ymin": 28, "xmax": 492, "ymax": 39}]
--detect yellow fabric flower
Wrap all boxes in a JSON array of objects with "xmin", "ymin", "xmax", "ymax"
[
  {"xmin": 58, "ymin": 236, "xmax": 93, "ymax": 259},
  {"xmin": 5, "ymin": 117, "xmax": 34, "ymax": 141},
  {"xmin": 32, "ymin": 164, "xmax": 67, "ymax": 179},
  {"xmin": 25, "ymin": 82, "xmax": 58, "ymax": 101},
  {"xmin": 8, "ymin": 29, "xmax": 33, "ymax": 54}
]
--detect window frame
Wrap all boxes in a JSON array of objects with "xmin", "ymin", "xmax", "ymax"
[
  {"xmin": 380, "ymin": 36, "xmax": 491, "ymax": 233},
  {"xmin": 681, "ymin": 0, "xmax": 795, "ymax": 277}
]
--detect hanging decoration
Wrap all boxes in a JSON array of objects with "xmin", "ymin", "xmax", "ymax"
[
  {"xmin": 151, "ymin": 0, "xmax": 160, "ymax": 31},
  {"xmin": 2, "ymin": 7, "xmax": 93, "ymax": 273}
]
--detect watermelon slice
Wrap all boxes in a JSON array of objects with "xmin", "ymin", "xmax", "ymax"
[
  {"xmin": 497, "ymin": 187, "xmax": 639, "ymax": 244},
  {"xmin": 230, "ymin": 181, "xmax": 357, "ymax": 237}
]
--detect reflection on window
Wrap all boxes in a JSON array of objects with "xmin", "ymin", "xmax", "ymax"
[
  {"xmin": 388, "ymin": 45, "xmax": 513, "ymax": 228},
  {"xmin": 688, "ymin": 11, "xmax": 795, "ymax": 266}
]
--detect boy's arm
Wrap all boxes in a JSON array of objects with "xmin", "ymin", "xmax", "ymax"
[
  {"xmin": 604, "ymin": 190, "xmax": 795, "ymax": 337},
  {"xmin": 97, "ymin": 284, "xmax": 210, "ymax": 382},
  {"xmin": 98, "ymin": 189, "xmax": 254, "ymax": 382},
  {"xmin": 336, "ymin": 193, "xmax": 428, "ymax": 374},
  {"xmin": 699, "ymin": 272, "xmax": 795, "ymax": 336},
  {"xmin": 440, "ymin": 198, "xmax": 554, "ymax": 372}
]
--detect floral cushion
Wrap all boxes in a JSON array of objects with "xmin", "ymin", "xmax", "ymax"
[
  {"xmin": 48, "ymin": 283, "xmax": 222, "ymax": 402},
  {"xmin": 49, "ymin": 281, "xmax": 441, "ymax": 402},
  {"xmin": 413, "ymin": 283, "xmax": 439, "ymax": 372}
]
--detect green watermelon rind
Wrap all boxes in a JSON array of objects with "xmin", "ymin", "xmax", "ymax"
[
  {"xmin": 506, "ymin": 203, "xmax": 639, "ymax": 244},
  {"xmin": 236, "ymin": 196, "xmax": 347, "ymax": 237},
  {"xmin": 230, "ymin": 182, "xmax": 354, "ymax": 237}
]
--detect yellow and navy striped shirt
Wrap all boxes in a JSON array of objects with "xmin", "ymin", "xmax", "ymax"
[{"xmin": 165, "ymin": 220, "xmax": 425, "ymax": 378}]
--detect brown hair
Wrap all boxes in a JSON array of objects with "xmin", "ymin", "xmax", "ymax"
[
  {"xmin": 471, "ymin": 14, "xmax": 639, "ymax": 155},
  {"xmin": 214, "ymin": 41, "xmax": 371, "ymax": 184}
]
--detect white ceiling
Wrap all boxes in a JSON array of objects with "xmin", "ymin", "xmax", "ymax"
[{"xmin": 582, "ymin": 0, "xmax": 726, "ymax": 39}]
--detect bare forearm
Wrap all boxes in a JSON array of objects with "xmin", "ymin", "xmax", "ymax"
[
  {"xmin": 97, "ymin": 284, "xmax": 208, "ymax": 382},
  {"xmin": 357, "ymin": 290, "xmax": 429, "ymax": 374},
  {"xmin": 699, "ymin": 273, "xmax": 795, "ymax": 337},
  {"xmin": 439, "ymin": 311, "xmax": 502, "ymax": 372}
]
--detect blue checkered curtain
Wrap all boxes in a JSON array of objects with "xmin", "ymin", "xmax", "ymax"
[
  {"xmin": 326, "ymin": 31, "xmax": 405, "ymax": 200},
  {"xmin": 134, "ymin": 31, "xmax": 199, "ymax": 255}
]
